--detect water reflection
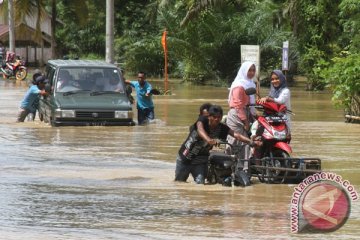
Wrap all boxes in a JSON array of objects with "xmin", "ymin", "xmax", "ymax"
[{"xmin": 0, "ymin": 78, "xmax": 359, "ymax": 239}]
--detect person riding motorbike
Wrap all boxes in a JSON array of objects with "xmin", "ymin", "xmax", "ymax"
[
  {"xmin": 258, "ymin": 70, "xmax": 291, "ymax": 129},
  {"xmin": 226, "ymin": 61, "xmax": 257, "ymax": 172},
  {"xmin": 251, "ymin": 70, "xmax": 292, "ymax": 141}
]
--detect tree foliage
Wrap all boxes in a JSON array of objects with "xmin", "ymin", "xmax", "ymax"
[
  {"xmin": 8, "ymin": 0, "xmax": 358, "ymax": 112},
  {"xmin": 323, "ymin": 0, "xmax": 360, "ymax": 115},
  {"xmin": 286, "ymin": 0, "xmax": 343, "ymax": 90},
  {"xmin": 324, "ymin": 54, "xmax": 360, "ymax": 112}
]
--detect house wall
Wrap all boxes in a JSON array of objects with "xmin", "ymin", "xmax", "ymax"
[{"xmin": 15, "ymin": 47, "xmax": 52, "ymax": 65}]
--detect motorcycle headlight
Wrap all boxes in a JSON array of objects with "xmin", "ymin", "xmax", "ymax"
[
  {"xmin": 55, "ymin": 109, "xmax": 75, "ymax": 118},
  {"xmin": 273, "ymin": 131, "xmax": 287, "ymax": 140},
  {"xmin": 115, "ymin": 111, "xmax": 133, "ymax": 119}
]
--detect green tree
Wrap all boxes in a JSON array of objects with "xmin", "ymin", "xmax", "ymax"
[
  {"xmin": 323, "ymin": 0, "xmax": 360, "ymax": 119},
  {"xmin": 286, "ymin": 0, "xmax": 342, "ymax": 90},
  {"xmin": 116, "ymin": 0, "xmax": 293, "ymax": 82},
  {"xmin": 324, "ymin": 54, "xmax": 360, "ymax": 118}
]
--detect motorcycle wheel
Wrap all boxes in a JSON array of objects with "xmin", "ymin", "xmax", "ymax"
[
  {"xmin": 15, "ymin": 67, "xmax": 27, "ymax": 81},
  {"xmin": 206, "ymin": 165, "xmax": 217, "ymax": 184},
  {"xmin": 265, "ymin": 150, "xmax": 290, "ymax": 184},
  {"xmin": 234, "ymin": 170, "xmax": 251, "ymax": 187}
]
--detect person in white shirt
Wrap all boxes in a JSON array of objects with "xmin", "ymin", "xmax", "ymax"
[
  {"xmin": 103, "ymin": 77, "xmax": 124, "ymax": 92},
  {"xmin": 258, "ymin": 69, "xmax": 292, "ymax": 129},
  {"xmin": 56, "ymin": 70, "xmax": 72, "ymax": 91}
]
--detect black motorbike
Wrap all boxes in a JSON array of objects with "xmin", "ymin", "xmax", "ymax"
[{"xmin": 207, "ymin": 141, "xmax": 251, "ymax": 187}]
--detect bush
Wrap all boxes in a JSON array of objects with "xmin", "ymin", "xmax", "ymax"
[{"xmin": 324, "ymin": 53, "xmax": 360, "ymax": 114}]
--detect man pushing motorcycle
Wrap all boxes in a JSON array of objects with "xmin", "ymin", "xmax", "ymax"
[{"xmin": 175, "ymin": 105, "xmax": 260, "ymax": 184}]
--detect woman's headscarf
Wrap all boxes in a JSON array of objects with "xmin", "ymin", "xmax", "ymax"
[
  {"xmin": 228, "ymin": 61, "xmax": 256, "ymax": 104},
  {"xmin": 269, "ymin": 70, "xmax": 287, "ymax": 99}
]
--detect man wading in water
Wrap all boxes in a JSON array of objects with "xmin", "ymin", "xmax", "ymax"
[{"xmin": 175, "ymin": 105, "xmax": 259, "ymax": 184}]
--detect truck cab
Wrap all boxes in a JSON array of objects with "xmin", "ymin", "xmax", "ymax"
[{"xmin": 39, "ymin": 59, "xmax": 134, "ymax": 126}]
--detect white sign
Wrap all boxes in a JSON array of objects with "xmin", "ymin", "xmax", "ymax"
[
  {"xmin": 241, "ymin": 45, "xmax": 260, "ymax": 77},
  {"xmin": 282, "ymin": 41, "xmax": 289, "ymax": 71}
]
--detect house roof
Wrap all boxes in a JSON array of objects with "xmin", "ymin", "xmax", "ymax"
[
  {"xmin": 0, "ymin": 9, "xmax": 53, "ymax": 46},
  {"xmin": 0, "ymin": 23, "xmax": 51, "ymax": 46}
]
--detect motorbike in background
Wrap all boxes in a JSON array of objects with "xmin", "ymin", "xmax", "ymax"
[{"xmin": 1, "ymin": 54, "xmax": 27, "ymax": 81}]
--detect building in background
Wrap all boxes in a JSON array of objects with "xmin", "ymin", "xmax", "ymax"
[{"xmin": 0, "ymin": 12, "xmax": 52, "ymax": 66}]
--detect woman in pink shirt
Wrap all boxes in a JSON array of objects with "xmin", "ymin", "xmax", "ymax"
[{"xmin": 226, "ymin": 61, "xmax": 257, "ymax": 169}]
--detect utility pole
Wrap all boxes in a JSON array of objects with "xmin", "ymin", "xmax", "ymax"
[
  {"xmin": 8, "ymin": 0, "xmax": 15, "ymax": 52},
  {"xmin": 105, "ymin": 0, "xmax": 114, "ymax": 64},
  {"xmin": 51, "ymin": 0, "xmax": 57, "ymax": 59}
]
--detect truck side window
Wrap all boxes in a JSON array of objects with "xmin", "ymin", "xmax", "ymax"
[{"xmin": 45, "ymin": 66, "xmax": 56, "ymax": 93}]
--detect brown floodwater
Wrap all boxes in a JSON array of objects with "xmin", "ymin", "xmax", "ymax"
[{"xmin": 0, "ymin": 78, "xmax": 359, "ymax": 239}]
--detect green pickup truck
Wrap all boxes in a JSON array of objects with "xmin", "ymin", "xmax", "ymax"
[{"xmin": 39, "ymin": 59, "xmax": 134, "ymax": 126}]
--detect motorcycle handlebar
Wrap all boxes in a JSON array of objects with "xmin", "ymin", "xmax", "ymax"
[
  {"xmin": 247, "ymin": 104, "xmax": 295, "ymax": 115},
  {"xmin": 215, "ymin": 140, "xmax": 254, "ymax": 148},
  {"xmin": 214, "ymin": 140, "xmax": 234, "ymax": 148}
]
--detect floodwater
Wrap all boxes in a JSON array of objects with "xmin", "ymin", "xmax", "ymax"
[{"xmin": 0, "ymin": 78, "xmax": 359, "ymax": 240}]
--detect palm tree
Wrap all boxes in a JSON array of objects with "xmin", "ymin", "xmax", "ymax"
[
  {"xmin": 0, "ymin": 0, "xmax": 16, "ymax": 52},
  {"xmin": 180, "ymin": 0, "xmax": 227, "ymax": 27},
  {"xmin": 15, "ymin": 0, "xmax": 47, "ymax": 47},
  {"xmin": 15, "ymin": 0, "xmax": 89, "ymax": 59}
]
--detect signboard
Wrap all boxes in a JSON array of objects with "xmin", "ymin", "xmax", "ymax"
[
  {"xmin": 241, "ymin": 45, "xmax": 260, "ymax": 77},
  {"xmin": 282, "ymin": 41, "xmax": 289, "ymax": 71}
]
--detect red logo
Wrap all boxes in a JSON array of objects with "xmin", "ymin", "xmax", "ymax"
[{"xmin": 301, "ymin": 181, "xmax": 350, "ymax": 232}]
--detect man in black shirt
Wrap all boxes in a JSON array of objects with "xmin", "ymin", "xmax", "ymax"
[{"xmin": 175, "ymin": 105, "xmax": 255, "ymax": 184}]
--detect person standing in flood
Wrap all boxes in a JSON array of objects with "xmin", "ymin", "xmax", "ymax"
[
  {"xmin": 26, "ymin": 69, "xmax": 44, "ymax": 121},
  {"xmin": 226, "ymin": 61, "xmax": 257, "ymax": 170},
  {"xmin": 175, "ymin": 105, "xmax": 256, "ymax": 184},
  {"xmin": 16, "ymin": 75, "xmax": 48, "ymax": 122},
  {"xmin": 125, "ymin": 72, "xmax": 155, "ymax": 125}
]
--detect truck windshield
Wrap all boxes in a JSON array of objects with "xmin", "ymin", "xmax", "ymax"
[{"xmin": 55, "ymin": 67, "xmax": 125, "ymax": 93}]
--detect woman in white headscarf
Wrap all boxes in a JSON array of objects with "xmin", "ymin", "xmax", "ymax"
[{"xmin": 226, "ymin": 61, "xmax": 257, "ymax": 167}]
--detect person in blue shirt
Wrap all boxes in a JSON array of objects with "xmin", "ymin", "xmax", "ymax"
[
  {"xmin": 125, "ymin": 71, "xmax": 155, "ymax": 125},
  {"xmin": 17, "ymin": 75, "xmax": 49, "ymax": 122},
  {"xmin": 25, "ymin": 69, "xmax": 43, "ymax": 121}
]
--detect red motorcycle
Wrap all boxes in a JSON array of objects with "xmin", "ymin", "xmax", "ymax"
[
  {"xmin": 250, "ymin": 100, "xmax": 321, "ymax": 183},
  {"xmin": 1, "ymin": 52, "xmax": 27, "ymax": 81}
]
